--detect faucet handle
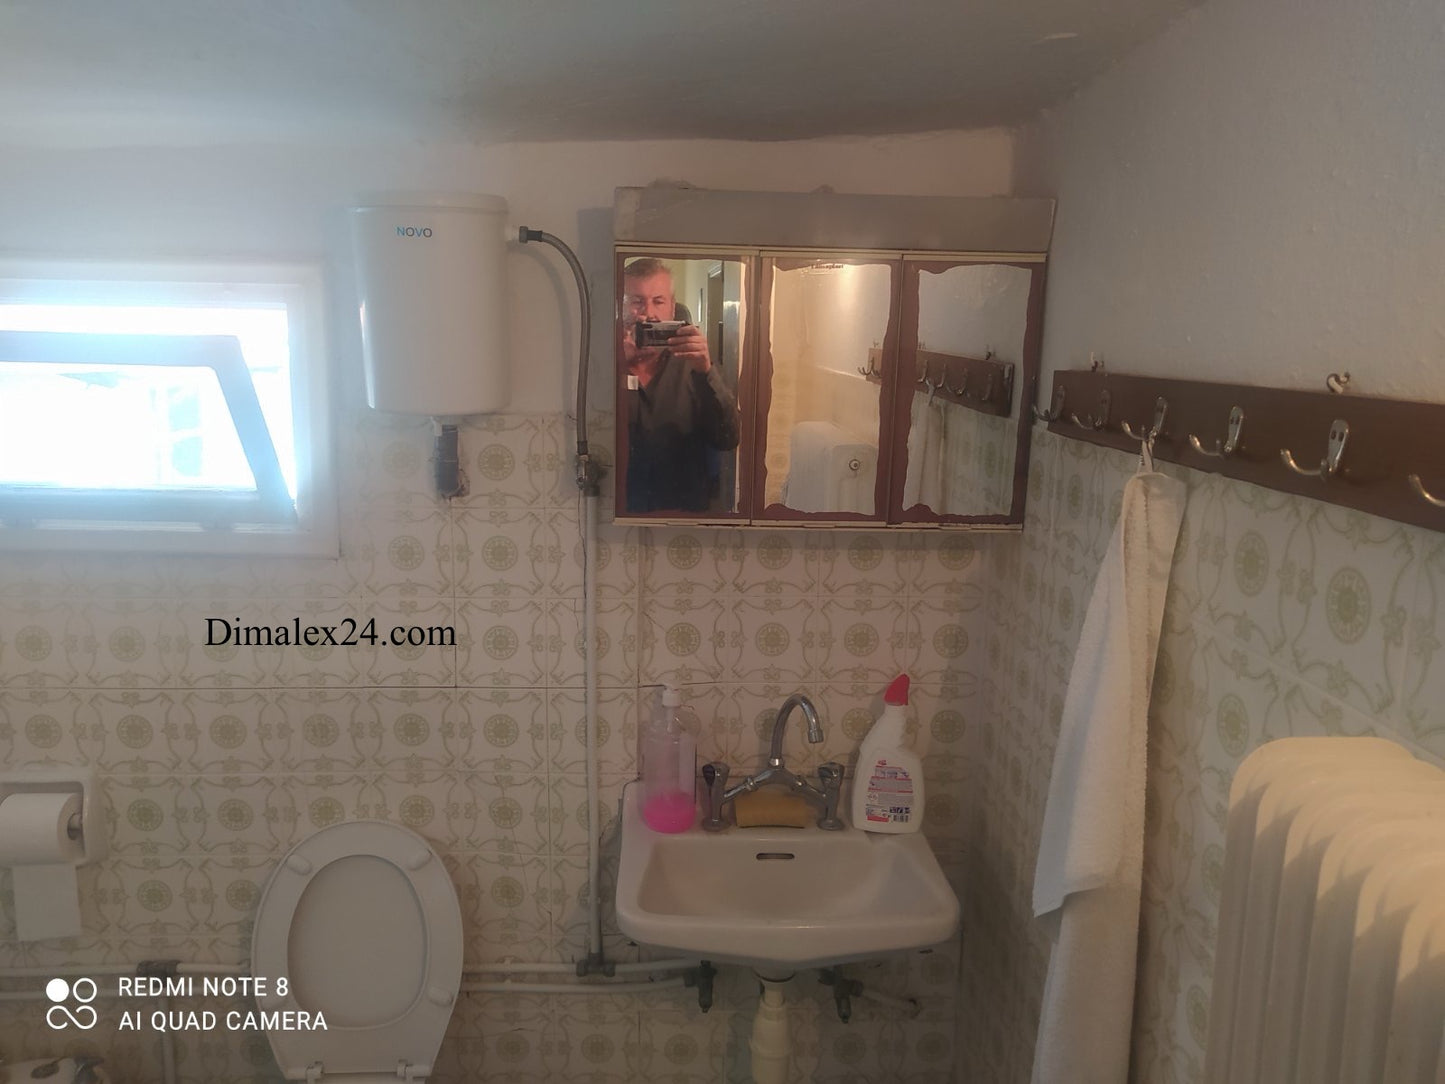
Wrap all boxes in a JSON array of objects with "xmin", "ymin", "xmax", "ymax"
[
  {"xmin": 816, "ymin": 762, "xmax": 846, "ymax": 830},
  {"xmin": 700, "ymin": 762, "xmax": 731, "ymax": 832}
]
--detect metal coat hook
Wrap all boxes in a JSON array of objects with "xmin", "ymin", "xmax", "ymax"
[
  {"xmin": 1071, "ymin": 388, "xmax": 1111, "ymax": 431},
  {"xmin": 945, "ymin": 370, "xmax": 968, "ymax": 397},
  {"xmin": 965, "ymin": 373, "xmax": 996, "ymax": 402},
  {"xmin": 1189, "ymin": 406, "xmax": 1246, "ymax": 458},
  {"xmin": 1032, "ymin": 385, "xmax": 1066, "ymax": 422},
  {"xmin": 1281, "ymin": 419, "xmax": 1349, "ymax": 479},
  {"xmin": 856, "ymin": 356, "xmax": 880, "ymax": 378},
  {"xmin": 922, "ymin": 363, "xmax": 943, "ymax": 401},
  {"xmin": 1409, "ymin": 475, "xmax": 1445, "ymax": 509},
  {"xmin": 1121, "ymin": 397, "xmax": 1169, "ymax": 445}
]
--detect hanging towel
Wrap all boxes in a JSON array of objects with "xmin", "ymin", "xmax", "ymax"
[
  {"xmin": 1030, "ymin": 465, "xmax": 1185, "ymax": 1084},
  {"xmin": 902, "ymin": 393, "xmax": 947, "ymax": 511}
]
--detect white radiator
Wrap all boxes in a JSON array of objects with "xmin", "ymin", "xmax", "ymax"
[{"xmin": 1204, "ymin": 737, "xmax": 1445, "ymax": 1083}]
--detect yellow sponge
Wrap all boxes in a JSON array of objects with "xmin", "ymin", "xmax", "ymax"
[{"xmin": 732, "ymin": 789, "xmax": 812, "ymax": 828}]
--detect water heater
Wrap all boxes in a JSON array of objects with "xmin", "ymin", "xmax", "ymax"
[{"xmin": 349, "ymin": 193, "xmax": 509, "ymax": 416}]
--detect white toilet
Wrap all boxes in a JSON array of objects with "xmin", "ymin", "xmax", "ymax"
[{"xmin": 251, "ymin": 820, "xmax": 464, "ymax": 1082}]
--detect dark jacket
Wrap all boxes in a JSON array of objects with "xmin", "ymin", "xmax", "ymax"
[{"xmin": 625, "ymin": 356, "xmax": 739, "ymax": 513}]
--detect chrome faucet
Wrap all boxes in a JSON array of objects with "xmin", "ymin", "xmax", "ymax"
[{"xmin": 701, "ymin": 693, "xmax": 845, "ymax": 831}]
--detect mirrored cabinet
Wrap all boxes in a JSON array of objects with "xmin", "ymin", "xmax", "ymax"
[{"xmin": 612, "ymin": 188, "xmax": 1054, "ymax": 528}]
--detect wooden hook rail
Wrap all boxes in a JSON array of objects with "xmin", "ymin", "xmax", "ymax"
[
  {"xmin": 1040, "ymin": 368, "xmax": 1445, "ymax": 533},
  {"xmin": 873, "ymin": 347, "xmax": 1014, "ymax": 417}
]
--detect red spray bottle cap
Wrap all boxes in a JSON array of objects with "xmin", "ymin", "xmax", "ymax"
[{"xmin": 884, "ymin": 674, "xmax": 910, "ymax": 706}]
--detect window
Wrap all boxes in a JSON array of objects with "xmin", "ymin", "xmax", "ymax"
[{"xmin": 0, "ymin": 261, "xmax": 335, "ymax": 555}]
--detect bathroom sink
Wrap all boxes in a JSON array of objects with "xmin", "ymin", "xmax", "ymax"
[{"xmin": 614, "ymin": 785, "xmax": 960, "ymax": 970}]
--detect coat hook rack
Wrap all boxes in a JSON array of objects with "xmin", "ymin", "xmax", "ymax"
[
  {"xmin": 1042, "ymin": 367, "xmax": 1445, "ymax": 533},
  {"xmin": 908, "ymin": 348, "xmax": 1013, "ymax": 418}
]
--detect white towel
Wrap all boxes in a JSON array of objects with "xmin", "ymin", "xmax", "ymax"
[
  {"xmin": 902, "ymin": 393, "xmax": 946, "ymax": 511},
  {"xmin": 1031, "ymin": 467, "xmax": 1185, "ymax": 1084}
]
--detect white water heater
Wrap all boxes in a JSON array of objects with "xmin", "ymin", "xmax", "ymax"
[{"xmin": 349, "ymin": 193, "xmax": 509, "ymax": 416}]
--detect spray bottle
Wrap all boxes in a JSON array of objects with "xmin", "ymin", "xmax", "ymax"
[{"xmin": 850, "ymin": 673, "xmax": 924, "ymax": 833}]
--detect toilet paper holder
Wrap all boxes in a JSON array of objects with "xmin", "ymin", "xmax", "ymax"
[{"xmin": 0, "ymin": 769, "xmax": 107, "ymax": 865}]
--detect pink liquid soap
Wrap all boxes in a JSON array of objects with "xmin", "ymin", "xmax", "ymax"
[{"xmin": 642, "ymin": 790, "xmax": 696, "ymax": 833}]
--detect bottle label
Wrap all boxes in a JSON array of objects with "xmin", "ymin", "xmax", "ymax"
[{"xmin": 864, "ymin": 759, "xmax": 913, "ymax": 824}]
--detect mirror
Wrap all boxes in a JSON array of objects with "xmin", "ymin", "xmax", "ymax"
[
  {"xmin": 613, "ymin": 243, "xmax": 1045, "ymax": 527},
  {"xmin": 612, "ymin": 186, "xmax": 1053, "ymax": 527},
  {"xmin": 758, "ymin": 258, "xmax": 895, "ymax": 519},
  {"xmin": 615, "ymin": 253, "xmax": 747, "ymax": 517},
  {"xmin": 897, "ymin": 262, "xmax": 1034, "ymax": 520}
]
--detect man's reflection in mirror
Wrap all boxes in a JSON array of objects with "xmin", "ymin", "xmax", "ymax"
[{"xmin": 621, "ymin": 257, "xmax": 740, "ymax": 513}]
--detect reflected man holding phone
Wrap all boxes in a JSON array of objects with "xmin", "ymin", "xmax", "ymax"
[{"xmin": 621, "ymin": 257, "xmax": 739, "ymax": 513}]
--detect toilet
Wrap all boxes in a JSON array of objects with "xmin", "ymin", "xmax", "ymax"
[{"xmin": 250, "ymin": 820, "xmax": 463, "ymax": 1082}]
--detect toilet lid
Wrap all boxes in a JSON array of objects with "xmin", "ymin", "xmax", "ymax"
[{"xmin": 250, "ymin": 821, "xmax": 463, "ymax": 1081}]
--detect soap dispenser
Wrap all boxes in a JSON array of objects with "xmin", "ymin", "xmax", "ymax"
[
  {"xmin": 851, "ymin": 674, "xmax": 924, "ymax": 833},
  {"xmin": 640, "ymin": 685, "xmax": 698, "ymax": 833}
]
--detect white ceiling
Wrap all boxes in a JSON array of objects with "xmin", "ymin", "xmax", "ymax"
[{"xmin": 0, "ymin": 0, "xmax": 1203, "ymax": 146}]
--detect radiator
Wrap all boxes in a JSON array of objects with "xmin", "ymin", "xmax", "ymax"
[{"xmin": 1203, "ymin": 736, "xmax": 1445, "ymax": 1084}]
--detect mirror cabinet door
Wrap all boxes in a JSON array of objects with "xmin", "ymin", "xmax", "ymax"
[
  {"xmin": 892, "ymin": 260, "xmax": 1042, "ymax": 523},
  {"xmin": 753, "ymin": 256, "xmax": 898, "ymax": 521},
  {"xmin": 614, "ymin": 252, "xmax": 750, "ymax": 519}
]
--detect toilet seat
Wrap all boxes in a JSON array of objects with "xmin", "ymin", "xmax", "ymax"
[{"xmin": 251, "ymin": 821, "xmax": 463, "ymax": 1082}]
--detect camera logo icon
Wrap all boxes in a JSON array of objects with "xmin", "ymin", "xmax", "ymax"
[{"xmin": 45, "ymin": 977, "xmax": 98, "ymax": 1030}]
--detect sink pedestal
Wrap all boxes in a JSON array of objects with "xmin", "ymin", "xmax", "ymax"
[{"xmin": 749, "ymin": 974, "xmax": 795, "ymax": 1084}]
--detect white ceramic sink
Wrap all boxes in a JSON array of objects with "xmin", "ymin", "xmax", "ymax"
[{"xmin": 614, "ymin": 785, "xmax": 960, "ymax": 969}]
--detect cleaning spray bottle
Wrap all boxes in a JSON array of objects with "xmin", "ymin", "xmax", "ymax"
[
  {"xmin": 851, "ymin": 673, "xmax": 924, "ymax": 833},
  {"xmin": 640, "ymin": 684, "xmax": 698, "ymax": 832}
]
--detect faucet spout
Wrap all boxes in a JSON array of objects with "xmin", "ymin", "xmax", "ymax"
[{"xmin": 769, "ymin": 693, "xmax": 822, "ymax": 768}]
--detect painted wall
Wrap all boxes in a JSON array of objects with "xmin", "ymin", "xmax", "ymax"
[
  {"xmin": 962, "ymin": 0, "xmax": 1445, "ymax": 1079},
  {"xmin": 0, "ymin": 129, "xmax": 1011, "ymax": 1082}
]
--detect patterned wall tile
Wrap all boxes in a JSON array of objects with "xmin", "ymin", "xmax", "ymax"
[
  {"xmin": 817, "ymin": 532, "xmax": 916, "ymax": 600},
  {"xmin": 554, "ymin": 513, "xmax": 641, "ymax": 600},
  {"xmin": 453, "ymin": 508, "xmax": 553, "ymax": 599},
  {"xmin": 452, "ymin": 414, "xmax": 565, "ymax": 510},
  {"xmin": 338, "ymin": 505, "xmax": 455, "ymax": 598},
  {"xmin": 548, "ymin": 685, "xmax": 641, "ymax": 777},
  {"xmin": 453, "ymin": 854, "xmax": 556, "ymax": 964},
  {"xmin": 456, "ymin": 599, "xmax": 549, "ymax": 687},
  {"xmin": 641, "ymin": 597, "xmax": 739, "ymax": 685},
  {"xmin": 732, "ymin": 596, "xmax": 815, "ymax": 683},
  {"xmin": 1400, "ymin": 531, "xmax": 1445, "ymax": 751},
  {"xmin": 637, "ymin": 1008, "xmax": 729, "ymax": 1083},
  {"xmin": 549, "ymin": 597, "xmax": 638, "ymax": 688},
  {"xmin": 364, "ymin": 687, "xmax": 473, "ymax": 769},
  {"xmin": 0, "ymin": 688, "xmax": 95, "ymax": 767},
  {"xmin": 726, "ymin": 528, "xmax": 826, "ymax": 596},
  {"xmin": 546, "ymin": 999, "xmax": 640, "ymax": 1081},
  {"xmin": 639, "ymin": 528, "xmax": 736, "ymax": 599},
  {"xmin": 811, "ymin": 599, "xmax": 910, "ymax": 684}
]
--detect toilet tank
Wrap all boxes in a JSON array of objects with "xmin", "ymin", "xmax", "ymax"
[{"xmin": 349, "ymin": 192, "xmax": 510, "ymax": 417}]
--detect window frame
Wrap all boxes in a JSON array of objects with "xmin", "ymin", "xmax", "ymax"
[{"xmin": 0, "ymin": 259, "xmax": 337, "ymax": 557}]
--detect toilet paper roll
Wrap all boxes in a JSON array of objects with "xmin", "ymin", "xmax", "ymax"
[{"xmin": 0, "ymin": 792, "xmax": 84, "ymax": 941}]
